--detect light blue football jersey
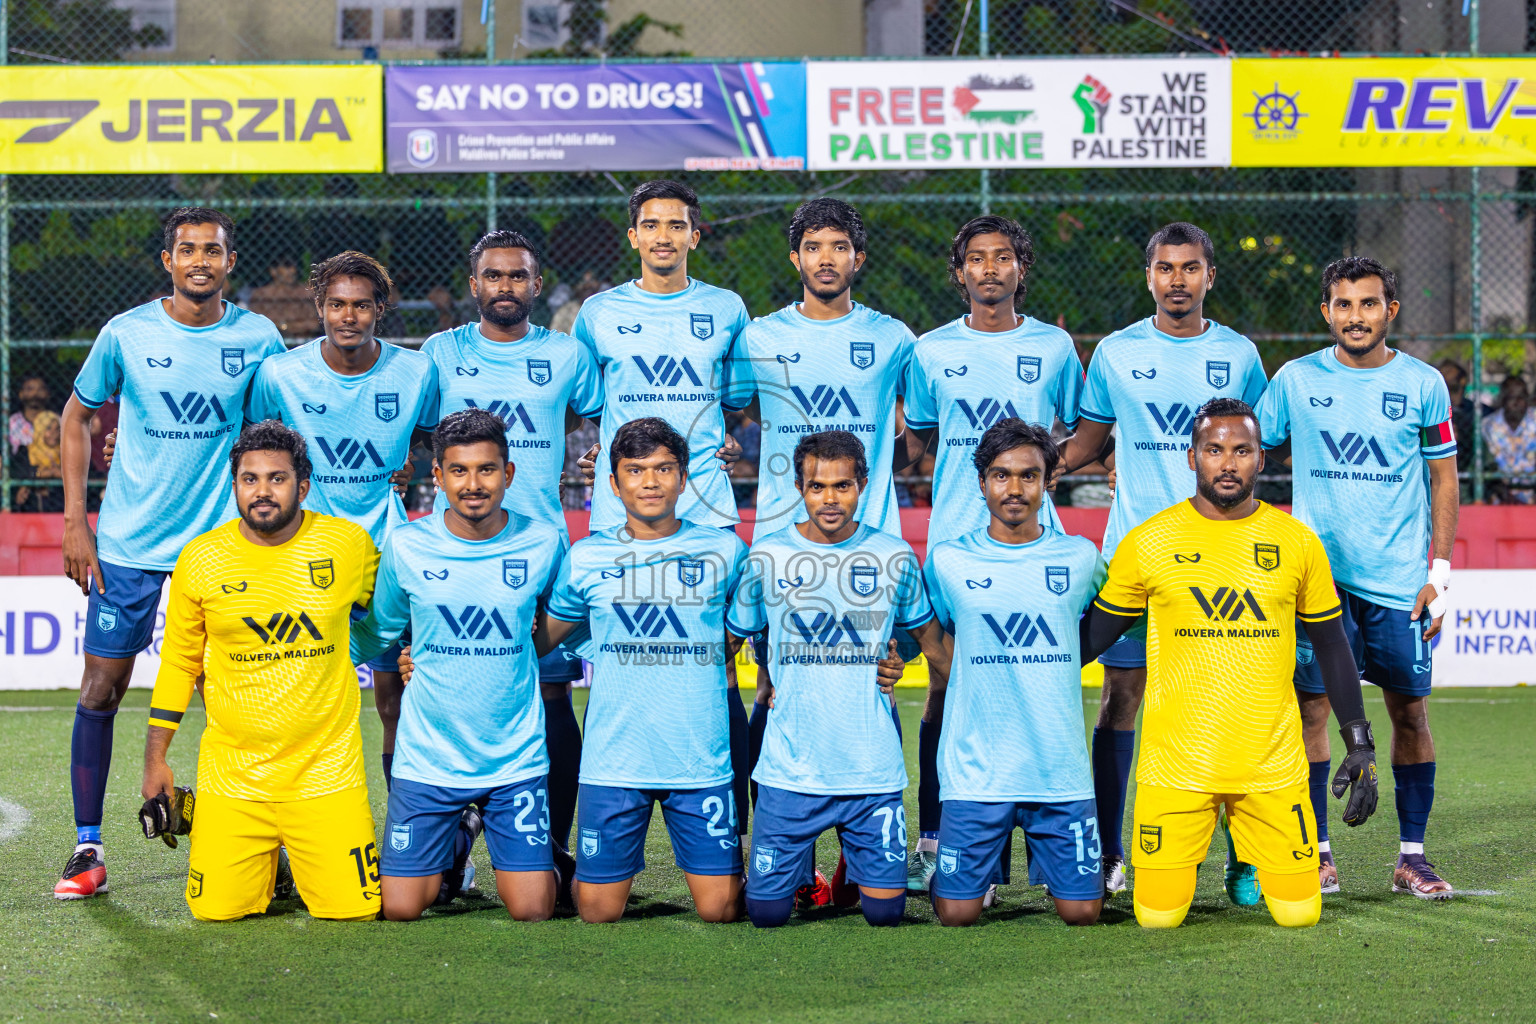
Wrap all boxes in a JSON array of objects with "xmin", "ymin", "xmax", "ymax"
[
  {"xmin": 726, "ymin": 523, "xmax": 933, "ymax": 796},
  {"xmin": 422, "ymin": 322, "xmax": 603, "ymax": 537},
  {"xmin": 904, "ymin": 315, "xmax": 1084, "ymax": 545},
  {"xmin": 924, "ymin": 528, "xmax": 1106, "ymax": 803},
  {"xmin": 1256, "ymin": 347, "xmax": 1455, "ymax": 610},
  {"xmin": 725, "ymin": 303, "xmax": 915, "ymax": 538},
  {"xmin": 351, "ymin": 511, "xmax": 565, "ymax": 788},
  {"xmin": 72, "ymin": 299, "xmax": 285, "ymax": 571},
  {"xmin": 1081, "ymin": 317, "xmax": 1267, "ymax": 560},
  {"xmin": 546, "ymin": 520, "xmax": 749, "ymax": 789},
  {"xmin": 572, "ymin": 280, "xmax": 747, "ymax": 531},
  {"xmin": 245, "ymin": 339, "xmax": 438, "ymax": 547}
]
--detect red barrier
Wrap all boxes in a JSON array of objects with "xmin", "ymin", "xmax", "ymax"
[{"xmin": 3, "ymin": 506, "xmax": 1533, "ymax": 574}]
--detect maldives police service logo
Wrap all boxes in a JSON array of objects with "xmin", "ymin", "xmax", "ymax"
[
  {"xmin": 221, "ymin": 347, "xmax": 245, "ymax": 378},
  {"xmin": 1206, "ymin": 360, "xmax": 1230, "ymax": 389},
  {"xmin": 527, "ymin": 359, "xmax": 551, "ymax": 386},
  {"xmin": 406, "ymin": 129, "xmax": 438, "ymax": 168},
  {"xmin": 850, "ymin": 565, "xmax": 879, "ymax": 597},
  {"xmin": 939, "ymin": 846, "xmax": 959, "ymax": 876},
  {"xmin": 754, "ymin": 846, "xmax": 776, "ymax": 874},
  {"xmin": 1046, "ymin": 565, "xmax": 1070, "ymax": 594},
  {"xmin": 581, "ymin": 828, "xmax": 601, "ymax": 859},
  {"xmin": 96, "ymin": 605, "xmax": 119, "ymax": 633},
  {"xmin": 375, "ymin": 392, "xmax": 399, "ymax": 422},
  {"xmin": 850, "ymin": 341, "xmax": 875, "ymax": 370},
  {"xmin": 391, "ymin": 823, "xmax": 412, "ymax": 851},
  {"xmin": 503, "ymin": 559, "xmax": 527, "ymax": 589},
  {"xmin": 690, "ymin": 313, "xmax": 714, "ymax": 340},
  {"xmin": 679, "ymin": 559, "xmax": 704, "ymax": 588},
  {"xmin": 1017, "ymin": 355, "xmax": 1041, "ymax": 384},
  {"xmin": 1382, "ymin": 392, "xmax": 1407, "ymax": 421}
]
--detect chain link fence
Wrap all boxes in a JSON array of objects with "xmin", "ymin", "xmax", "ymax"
[{"xmin": 5, "ymin": 1, "xmax": 1534, "ymax": 511}]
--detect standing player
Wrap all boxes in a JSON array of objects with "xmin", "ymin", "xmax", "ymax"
[
  {"xmin": 726, "ymin": 431, "xmax": 949, "ymax": 928},
  {"xmin": 141, "ymin": 421, "xmax": 380, "ymax": 921},
  {"xmin": 537, "ymin": 418, "xmax": 749, "ymax": 923},
  {"xmin": 1056, "ymin": 222, "xmax": 1267, "ymax": 899},
  {"xmin": 351, "ymin": 409, "xmax": 566, "ymax": 922},
  {"xmin": 1082, "ymin": 399, "xmax": 1380, "ymax": 929},
  {"xmin": 900, "ymin": 215, "xmax": 1085, "ymax": 890},
  {"xmin": 422, "ymin": 230, "xmax": 603, "ymax": 853},
  {"xmin": 925, "ymin": 419, "xmax": 1106, "ymax": 926},
  {"xmin": 1256, "ymin": 257, "xmax": 1459, "ymax": 898},
  {"xmin": 246, "ymin": 251, "xmax": 438, "ymax": 791},
  {"xmin": 55, "ymin": 207, "xmax": 285, "ymax": 899}
]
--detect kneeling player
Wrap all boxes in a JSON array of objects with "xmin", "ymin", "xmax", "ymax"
[
  {"xmin": 536, "ymin": 418, "xmax": 749, "ymax": 923},
  {"xmin": 727, "ymin": 431, "xmax": 949, "ymax": 928},
  {"xmin": 1082, "ymin": 399, "xmax": 1379, "ymax": 929},
  {"xmin": 924, "ymin": 420, "xmax": 1106, "ymax": 926},
  {"xmin": 141, "ymin": 422, "xmax": 380, "ymax": 922},
  {"xmin": 351, "ymin": 409, "xmax": 567, "ymax": 922}
]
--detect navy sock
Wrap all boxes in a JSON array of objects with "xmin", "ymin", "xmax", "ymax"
[
  {"xmin": 889, "ymin": 696, "xmax": 903, "ymax": 744},
  {"xmin": 917, "ymin": 717, "xmax": 942, "ymax": 835},
  {"xmin": 726, "ymin": 685, "xmax": 750, "ymax": 836},
  {"xmin": 1393, "ymin": 761, "xmax": 1436, "ymax": 844},
  {"xmin": 1309, "ymin": 759, "xmax": 1331, "ymax": 845},
  {"xmin": 542, "ymin": 692, "xmax": 582, "ymax": 850},
  {"xmin": 1091, "ymin": 728, "xmax": 1135, "ymax": 861},
  {"xmin": 381, "ymin": 751, "xmax": 394, "ymax": 793},
  {"xmin": 71, "ymin": 705, "xmax": 117, "ymax": 836},
  {"xmin": 861, "ymin": 892, "xmax": 905, "ymax": 927},
  {"xmin": 748, "ymin": 700, "xmax": 769, "ymax": 807},
  {"xmin": 746, "ymin": 895, "xmax": 794, "ymax": 928}
]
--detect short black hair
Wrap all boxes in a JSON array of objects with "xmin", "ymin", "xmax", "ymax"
[
  {"xmin": 1145, "ymin": 221, "xmax": 1214, "ymax": 267},
  {"xmin": 1321, "ymin": 256, "xmax": 1398, "ymax": 306},
  {"xmin": 309, "ymin": 250, "xmax": 394, "ymax": 310},
  {"xmin": 972, "ymin": 418, "xmax": 1059, "ymax": 480},
  {"xmin": 609, "ymin": 416, "xmax": 688, "ymax": 475},
  {"xmin": 1191, "ymin": 397, "xmax": 1261, "ymax": 447},
  {"xmin": 628, "ymin": 179, "xmax": 701, "ymax": 230},
  {"xmin": 469, "ymin": 229, "xmax": 542, "ymax": 276},
  {"xmin": 789, "ymin": 197, "xmax": 866, "ymax": 254},
  {"xmin": 163, "ymin": 206, "xmax": 235, "ymax": 254},
  {"xmin": 1501, "ymin": 374, "xmax": 1529, "ymax": 395},
  {"xmin": 230, "ymin": 419, "xmax": 311, "ymax": 481},
  {"xmin": 948, "ymin": 215, "xmax": 1036, "ymax": 309},
  {"xmin": 1437, "ymin": 358, "xmax": 1467, "ymax": 384},
  {"xmin": 793, "ymin": 430, "xmax": 868, "ymax": 485},
  {"xmin": 432, "ymin": 408, "xmax": 509, "ymax": 466}
]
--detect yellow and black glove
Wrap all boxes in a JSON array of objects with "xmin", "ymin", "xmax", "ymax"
[{"xmin": 138, "ymin": 787, "xmax": 195, "ymax": 848}]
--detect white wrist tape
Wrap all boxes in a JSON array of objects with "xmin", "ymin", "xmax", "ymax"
[{"xmin": 1426, "ymin": 558, "xmax": 1451, "ymax": 617}]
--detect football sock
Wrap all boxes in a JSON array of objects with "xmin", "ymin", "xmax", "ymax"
[
  {"xmin": 1256, "ymin": 869, "xmax": 1322, "ymax": 928},
  {"xmin": 1132, "ymin": 866, "xmax": 1196, "ymax": 929},
  {"xmin": 917, "ymin": 717, "xmax": 942, "ymax": 835},
  {"xmin": 746, "ymin": 895, "xmax": 794, "ymax": 928},
  {"xmin": 1091, "ymin": 728, "xmax": 1135, "ymax": 860},
  {"xmin": 1308, "ymin": 759, "xmax": 1331, "ymax": 845},
  {"xmin": 1393, "ymin": 761, "xmax": 1436, "ymax": 846},
  {"xmin": 71, "ymin": 704, "xmax": 116, "ymax": 838},
  {"xmin": 726, "ymin": 685, "xmax": 750, "ymax": 836},
  {"xmin": 861, "ymin": 892, "xmax": 905, "ymax": 927},
  {"xmin": 381, "ymin": 752, "xmax": 394, "ymax": 793},
  {"xmin": 75, "ymin": 827, "xmax": 101, "ymax": 847},
  {"xmin": 542, "ymin": 692, "xmax": 582, "ymax": 850}
]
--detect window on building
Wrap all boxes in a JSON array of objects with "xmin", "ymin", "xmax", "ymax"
[
  {"xmin": 335, "ymin": 1, "xmax": 460, "ymax": 49},
  {"xmin": 114, "ymin": 0, "xmax": 176, "ymax": 51}
]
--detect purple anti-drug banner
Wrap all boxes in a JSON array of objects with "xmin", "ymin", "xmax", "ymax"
[{"xmin": 386, "ymin": 62, "xmax": 806, "ymax": 173}]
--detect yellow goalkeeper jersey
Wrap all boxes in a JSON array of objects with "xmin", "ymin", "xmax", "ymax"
[
  {"xmin": 150, "ymin": 511, "xmax": 379, "ymax": 801},
  {"xmin": 1094, "ymin": 500, "xmax": 1341, "ymax": 794}
]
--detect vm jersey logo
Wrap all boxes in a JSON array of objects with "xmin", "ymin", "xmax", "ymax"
[
  {"xmin": 1189, "ymin": 587, "xmax": 1268, "ymax": 622},
  {"xmin": 980, "ymin": 612, "xmax": 1059, "ymax": 648},
  {"xmin": 956, "ymin": 398, "xmax": 1022, "ymax": 432},
  {"xmin": 790, "ymin": 385, "xmax": 861, "ymax": 419},
  {"xmin": 631, "ymin": 354, "xmax": 703, "ymax": 388},
  {"xmin": 1320, "ymin": 431, "xmax": 1389, "ymax": 468},
  {"xmin": 612, "ymin": 602, "xmax": 688, "ymax": 639},
  {"xmin": 158, "ymin": 391, "xmax": 229, "ymax": 425},
  {"xmin": 1146, "ymin": 402, "xmax": 1195, "ymax": 436},
  {"xmin": 436, "ymin": 605, "xmax": 515, "ymax": 640},
  {"xmin": 314, "ymin": 437, "xmax": 386, "ymax": 470},
  {"xmin": 462, "ymin": 399, "xmax": 537, "ymax": 432},
  {"xmin": 242, "ymin": 611, "xmax": 324, "ymax": 644},
  {"xmin": 788, "ymin": 611, "xmax": 865, "ymax": 646}
]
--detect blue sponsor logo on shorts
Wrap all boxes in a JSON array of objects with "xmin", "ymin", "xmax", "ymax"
[{"xmin": 390, "ymin": 823, "xmax": 412, "ymax": 852}]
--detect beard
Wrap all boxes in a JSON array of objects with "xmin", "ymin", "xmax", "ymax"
[
  {"xmin": 1331, "ymin": 322, "xmax": 1382, "ymax": 358},
  {"xmin": 177, "ymin": 278, "xmax": 223, "ymax": 303},
  {"xmin": 799, "ymin": 265, "xmax": 851, "ymax": 304},
  {"xmin": 479, "ymin": 293, "xmax": 530, "ymax": 328},
  {"xmin": 240, "ymin": 498, "xmax": 300, "ymax": 536},
  {"xmin": 1196, "ymin": 472, "xmax": 1253, "ymax": 511}
]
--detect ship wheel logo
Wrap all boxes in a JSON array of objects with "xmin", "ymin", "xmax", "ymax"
[{"xmin": 1248, "ymin": 84, "xmax": 1306, "ymax": 133}]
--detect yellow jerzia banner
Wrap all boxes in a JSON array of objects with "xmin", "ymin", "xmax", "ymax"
[
  {"xmin": 1233, "ymin": 58, "xmax": 1536, "ymax": 167},
  {"xmin": 0, "ymin": 65, "xmax": 383, "ymax": 173}
]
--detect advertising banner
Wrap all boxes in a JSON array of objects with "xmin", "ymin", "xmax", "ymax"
[
  {"xmin": 1232, "ymin": 58, "xmax": 1536, "ymax": 166},
  {"xmin": 385, "ymin": 62, "xmax": 805, "ymax": 173},
  {"xmin": 0, "ymin": 65, "xmax": 383, "ymax": 174},
  {"xmin": 1430, "ymin": 569, "xmax": 1536, "ymax": 686},
  {"xmin": 806, "ymin": 58, "xmax": 1230, "ymax": 170}
]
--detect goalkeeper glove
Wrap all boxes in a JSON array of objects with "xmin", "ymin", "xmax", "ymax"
[
  {"xmin": 1330, "ymin": 720, "xmax": 1378, "ymax": 827},
  {"xmin": 139, "ymin": 786, "xmax": 195, "ymax": 848}
]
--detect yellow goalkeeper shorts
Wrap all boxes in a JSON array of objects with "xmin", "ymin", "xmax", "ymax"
[
  {"xmin": 1131, "ymin": 780, "xmax": 1320, "ymax": 876},
  {"xmin": 185, "ymin": 786, "xmax": 379, "ymax": 921}
]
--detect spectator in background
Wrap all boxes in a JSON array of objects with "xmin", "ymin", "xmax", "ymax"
[
  {"xmin": 1438, "ymin": 359, "xmax": 1480, "ymax": 470},
  {"xmin": 9, "ymin": 374, "xmax": 52, "ymax": 456},
  {"xmin": 14, "ymin": 409, "xmax": 64, "ymax": 511},
  {"xmin": 88, "ymin": 398, "xmax": 120, "ymax": 478},
  {"xmin": 246, "ymin": 257, "xmax": 316, "ymax": 339},
  {"xmin": 545, "ymin": 214, "xmax": 624, "ymax": 335},
  {"xmin": 1483, "ymin": 373, "xmax": 1536, "ymax": 504}
]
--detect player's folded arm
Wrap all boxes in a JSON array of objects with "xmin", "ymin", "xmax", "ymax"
[{"xmin": 1080, "ymin": 598, "xmax": 1142, "ymax": 664}]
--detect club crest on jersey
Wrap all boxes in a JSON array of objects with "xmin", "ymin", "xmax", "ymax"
[
  {"xmin": 221, "ymin": 347, "xmax": 245, "ymax": 378},
  {"xmin": 1017, "ymin": 355, "xmax": 1041, "ymax": 384},
  {"xmin": 1254, "ymin": 543, "xmax": 1280, "ymax": 572},
  {"xmin": 850, "ymin": 565, "xmax": 879, "ymax": 597},
  {"xmin": 96, "ymin": 605, "xmax": 119, "ymax": 633},
  {"xmin": 1206, "ymin": 360, "xmax": 1231, "ymax": 389},
  {"xmin": 1382, "ymin": 392, "xmax": 1407, "ymax": 420},
  {"xmin": 1046, "ymin": 566, "xmax": 1070, "ymax": 594},
  {"xmin": 308, "ymin": 559, "xmax": 335, "ymax": 589},
  {"xmin": 503, "ymin": 559, "xmax": 527, "ymax": 589},
  {"xmin": 580, "ymin": 828, "xmax": 601, "ymax": 858},
  {"xmin": 754, "ymin": 846, "xmax": 776, "ymax": 874},
  {"xmin": 690, "ymin": 313, "xmax": 714, "ymax": 340},
  {"xmin": 390, "ymin": 823, "xmax": 412, "ymax": 852},
  {"xmin": 527, "ymin": 359, "xmax": 551, "ymax": 386},
  {"xmin": 375, "ymin": 392, "xmax": 399, "ymax": 422},
  {"xmin": 938, "ymin": 846, "xmax": 959, "ymax": 876},
  {"xmin": 850, "ymin": 341, "xmax": 875, "ymax": 370},
  {"xmin": 679, "ymin": 559, "xmax": 704, "ymax": 588},
  {"xmin": 1139, "ymin": 825, "xmax": 1162, "ymax": 855}
]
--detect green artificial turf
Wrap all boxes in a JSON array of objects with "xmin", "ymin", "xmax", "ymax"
[{"xmin": 0, "ymin": 686, "xmax": 1532, "ymax": 1023}]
